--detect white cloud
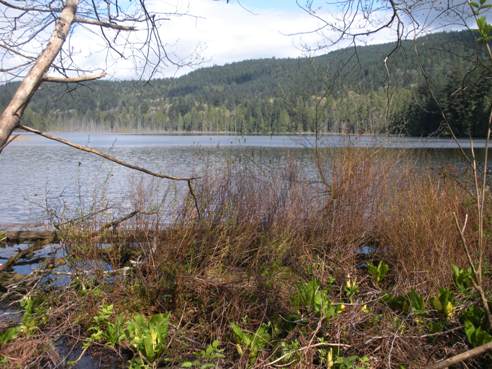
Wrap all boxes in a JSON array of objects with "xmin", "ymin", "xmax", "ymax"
[
  {"xmin": 65, "ymin": 0, "xmax": 403, "ymax": 79},
  {"xmin": 1, "ymin": 0, "xmax": 483, "ymax": 82}
]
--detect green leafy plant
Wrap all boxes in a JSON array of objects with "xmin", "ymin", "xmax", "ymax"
[
  {"xmin": 181, "ymin": 340, "xmax": 225, "ymax": 368},
  {"xmin": 451, "ymin": 265, "xmax": 473, "ymax": 293},
  {"xmin": 464, "ymin": 320, "xmax": 492, "ymax": 347},
  {"xmin": 230, "ymin": 322, "xmax": 271, "ymax": 364},
  {"xmin": 344, "ymin": 275, "xmax": 359, "ymax": 302},
  {"xmin": 84, "ymin": 306, "xmax": 171, "ymax": 368},
  {"xmin": 0, "ymin": 296, "xmax": 45, "ymax": 348},
  {"xmin": 406, "ymin": 290, "xmax": 425, "ymax": 315},
  {"xmin": 275, "ymin": 339, "xmax": 301, "ymax": 365},
  {"xmin": 470, "ymin": 0, "xmax": 492, "ymax": 42},
  {"xmin": 383, "ymin": 290, "xmax": 426, "ymax": 319},
  {"xmin": 461, "ymin": 305, "xmax": 488, "ymax": 328},
  {"xmin": 126, "ymin": 313, "xmax": 170, "ymax": 366},
  {"xmin": 0, "ymin": 326, "xmax": 20, "ymax": 347},
  {"xmin": 319, "ymin": 347, "xmax": 369, "ymax": 369},
  {"xmin": 334, "ymin": 354, "xmax": 370, "ymax": 369},
  {"xmin": 292, "ymin": 280, "xmax": 344, "ymax": 318},
  {"xmin": 460, "ymin": 305, "xmax": 492, "ymax": 347},
  {"xmin": 431, "ymin": 288, "xmax": 455, "ymax": 319},
  {"xmin": 367, "ymin": 260, "xmax": 389, "ymax": 285},
  {"xmin": 85, "ymin": 304, "xmax": 126, "ymax": 348}
]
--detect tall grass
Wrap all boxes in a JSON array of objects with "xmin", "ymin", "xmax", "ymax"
[{"xmin": 2, "ymin": 147, "xmax": 489, "ymax": 368}]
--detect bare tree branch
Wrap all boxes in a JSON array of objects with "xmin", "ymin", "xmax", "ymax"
[
  {"xmin": 0, "ymin": 134, "xmax": 19, "ymax": 154},
  {"xmin": 18, "ymin": 124, "xmax": 198, "ymax": 182},
  {"xmin": 42, "ymin": 70, "xmax": 107, "ymax": 83},
  {"xmin": 0, "ymin": 0, "xmax": 79, "ymax": 148},
  {"xmin": 426, "ymin": 341, "xmax": 492, "ymax": 369},
  {"xmin": 74, "ymin": 16, "xmax": 137, "ymax": 31}
]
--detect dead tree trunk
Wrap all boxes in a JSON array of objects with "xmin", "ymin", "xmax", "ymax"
[{"xmin": 0, "ymin": 0, "xmax": 79, "ymax": 149}]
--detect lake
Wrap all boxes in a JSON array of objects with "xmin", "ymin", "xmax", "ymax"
[{"xmin": 0, "ymin": 132, "xmax": 486, "ymax": 226}]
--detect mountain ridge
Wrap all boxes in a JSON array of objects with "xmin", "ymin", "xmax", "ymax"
[{"xmin": 1, "ymin": 30, "xmax": 489, "ymax": 135}]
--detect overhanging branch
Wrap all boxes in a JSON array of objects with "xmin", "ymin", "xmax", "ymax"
[
  {"xmin": 75, "ymin": 17, "xmax": 137, "ymax": 31},
  {"xmin": 18, "ymin": 124, "xmax": 197, "ymax": 182},
  {"xmin": 42, "ymin": 71, "xmax": 107, "ymax": 83}
]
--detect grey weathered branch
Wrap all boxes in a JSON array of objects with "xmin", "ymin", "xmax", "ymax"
[
  {"xmin": 74, "ymin": 17, "xmax": 137, "ymax": 31},
  {"xmin": 18, "ymin": 124, "xmax": 197, "ymax": 182},
  {"xmin": 42, "ymin": 71, "xmax": 107, "ymax": 83},
  {"xmin": 426, "ymin": 341, "xmax": 492, "ymax": 369},
  {"xmin": 0, "ymin": 0, "xmax": 61, "ymax": 13},
  {"xmin": 0, "ymin": 134, "xmax": 19, "ymax": 154},
  {"xmin": 0, "ymin": 0, "xmax": 79, "ymax": 150}
]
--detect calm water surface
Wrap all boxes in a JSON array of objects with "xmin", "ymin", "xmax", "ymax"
[{"xmin": 0, "ymin": 132, "xmax": 485, "ymax": 226}]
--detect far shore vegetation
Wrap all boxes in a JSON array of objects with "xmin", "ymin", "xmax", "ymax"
[{"xmin": 1, "ymin": 31, "xmax": 490, "ymax": 138}]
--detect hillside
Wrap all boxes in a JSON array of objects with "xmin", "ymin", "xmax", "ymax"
[{"xmin": 1, "ymin": 30, "xmax": 490, "ymax": 135}]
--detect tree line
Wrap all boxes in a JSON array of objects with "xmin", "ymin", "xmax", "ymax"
[{"xmin": 1, "ymin": 30, "xmax": 490, "ymax": 137}]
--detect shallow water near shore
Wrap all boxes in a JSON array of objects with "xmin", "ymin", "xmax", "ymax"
[{"xmin": 0, "ymin": 132, "xmax": 485, "ymax": 226}]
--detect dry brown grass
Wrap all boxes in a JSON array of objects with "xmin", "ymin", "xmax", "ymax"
[{"xmin": 1, "ymin": 147, "xmax": 490, "ymax": 368}]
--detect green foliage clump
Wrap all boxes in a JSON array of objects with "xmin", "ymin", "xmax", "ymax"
[
  {"xmin": 367, "ymin": 260, "xmax": 390, "ymax": 286},
  {"xmin": 452, "ymin": 265, "xmax": 474, "ymax": 294},
  {"xmin": 292, "ymin": 280, "xmax": 344, "ymax": 318},
  {"xmin": 84, "ymin": 304, "xmax": 170, "ymax": 369},
  {"xmin": 0, "ymin": 296, "xmax": 46, "ymax": 347},
  {"xmin": 319, "ymin": 347, "xmax": 370, "ymax": 369},
  {"xmin": 470, "ymin": 0, "xmax": 492, "ymax": 42},
  {"xmin": 383, "ymin": 290, "xmax": 425, "ymax": 317},
  {"xmin": 461, "ymin": 305, "xmax": 492, "ymax": 347},
  {"xmin": 344, "ymin": 276, "xmax": 360, "ymax": 302},
  {"xmin": 431, "ymin": 288, "xmax": 455, "ymax": 319},
  {"xmin": 181, "ymin": 340, "xmax": 225, "ymax": 369},
  {"xmin": 464, "ymin": 320, "xmax": 492, "ymax": 347},
  {"xmin": 230, "ymin": 322, "xmax": 272, "ymax": 364},
  {"xmin": 85, "ymin": 304, "xmax": 126, "ymax": 348},
  {"xmin": 126, "ymin": 313, "xmax": 170, "ymax": 365}
]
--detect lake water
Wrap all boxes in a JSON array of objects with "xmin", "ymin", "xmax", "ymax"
[{"xmin": 0, "ymin": 132, "xmax": 486, "ymax": 226}]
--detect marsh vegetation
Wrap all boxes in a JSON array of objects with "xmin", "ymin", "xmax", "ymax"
[{"xmin": 1, "ymin": 147, "xmax": 491, "ymax": 368}]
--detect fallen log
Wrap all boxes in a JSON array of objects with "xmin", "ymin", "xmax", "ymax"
[
  {"xmin": 0, "ymin": 241, "xmax": 47, "ymax": 271},
  {"xmin": 5, "ymin": 230, "xmax": 57, "ymax": 243},
  {"xmin": 0, "ymin": 210, "xmax": 141, "ymax": 271},
  {"xmin": 2, "ymin": 210, "xmax": 141, "ymax": 244}
]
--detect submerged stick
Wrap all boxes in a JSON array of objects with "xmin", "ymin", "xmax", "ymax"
[
  {"xmin": 89, "ymin": 210, "xmax": 140, "ymax": 237},
  {"xmin": 0, "ymin": 241, "xmax": 49, "ymax": 271}
]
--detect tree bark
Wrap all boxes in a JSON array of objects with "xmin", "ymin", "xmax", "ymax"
[{"xmin": 0, "ymin": 0, "xmax": 79, "ymax": 149}]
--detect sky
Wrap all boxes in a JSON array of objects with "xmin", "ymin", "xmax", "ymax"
[
  {"xmin": 0, "ymin": 0, "xmax": 482, "ymax": 81},
  {"xmin": 70, "ymin": 0, "xmax": 402, "ymax": 79}
]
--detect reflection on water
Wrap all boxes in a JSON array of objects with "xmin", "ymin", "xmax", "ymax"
[{"xmin": 0, "ymin": 132, "xmax": 483, "ymax": 225}]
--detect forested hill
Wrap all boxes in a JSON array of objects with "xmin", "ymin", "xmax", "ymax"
[{"xmin": 1, "ymin": 30, "xmax": 490, "ymax": 136}]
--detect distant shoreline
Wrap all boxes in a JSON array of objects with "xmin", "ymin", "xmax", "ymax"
[{"xmin": 13, "ymin": 128, "xmax": 488, "ymax": 141}]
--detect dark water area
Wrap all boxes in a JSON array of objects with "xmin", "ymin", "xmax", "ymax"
[{"xmin": 0, "ymin": 132, "xmax": 487, "ymax": 226}]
